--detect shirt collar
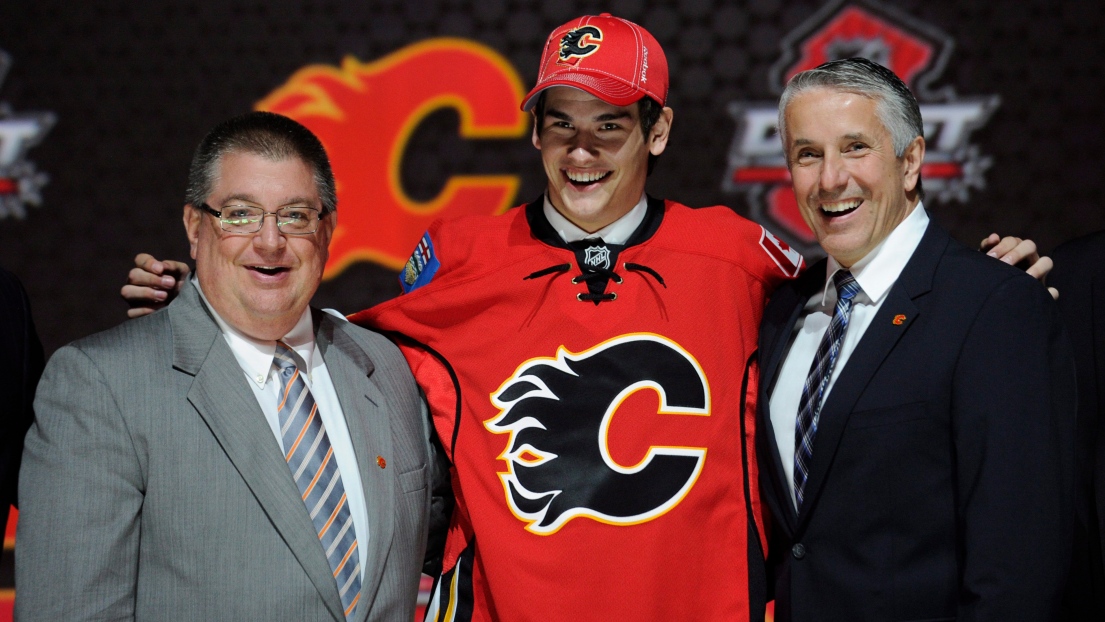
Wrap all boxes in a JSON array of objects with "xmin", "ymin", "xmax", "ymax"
[
  {"xmin": 818, "ymin": 203, "xmax": 929, "ymax": 306},
  {"xmin": 542, "ymin": 193, "xmax": 648, "ymax": 245},
  {"xmin": 193, "ymin": 278, "xmax": 316, "ymax": 386}
]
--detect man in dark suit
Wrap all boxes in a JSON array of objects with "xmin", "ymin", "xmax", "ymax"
[
  {"xmin": 757, "ymin": 57, "xmax": 1076, "ymax": 621},
  {"xmin": 17, "ymin": 112, "xmax": 435, "ymax": 620},
  {"xmin": 1051, "ymin": 232, "xmax": 1105, "ymax": 617},
  {"xmin": 0, "ymin": 266, "xmax": 43, "ymax": 558}
]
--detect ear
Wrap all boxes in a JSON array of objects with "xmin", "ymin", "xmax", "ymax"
[
  {"xmin": 531, "ymin": 110, "xmax": 542, "ymax": 150},
  {"xmin": 901, "ymin": 135, "xmax": 925, "ymax": 194},
  {"xmin": 183, "ymin": 204, "xmax": 202, "ymax": 260},
  {"xmin": 648, "ymin": 107, "xmax": 674, "ymax": 156}
]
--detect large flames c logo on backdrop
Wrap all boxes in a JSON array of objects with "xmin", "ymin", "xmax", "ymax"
[
  {"xmin": 722, "ymin": 0, "xmax": 999, "ymax": 256},
  {"xmin": 258, "ymin": 39, "xmax": 528, "ymax": 279},
  {"xmin": 0, "ymin": 49, "xmax": 55, "ymax": 221}
]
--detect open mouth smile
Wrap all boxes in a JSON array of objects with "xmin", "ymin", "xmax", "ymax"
[
  {"xmin": 819, "ymin": 198, "xmax": 862, "ymax": 217},
  {"xmin": 247, "ymin": 266, "xmax": 290, "ymax": 277},
  {"xmin": 564, "ymin": 169, "xmax": 611, "ymax": 187}
]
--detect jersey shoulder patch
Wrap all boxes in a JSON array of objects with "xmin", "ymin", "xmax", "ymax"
[
  {"xmin": 759, "ymin": 226, "xmax": 804, "ymax": 277},
  {"xmin": 400, "ymin": 231, "xmax": 441, "ymax": 293}
]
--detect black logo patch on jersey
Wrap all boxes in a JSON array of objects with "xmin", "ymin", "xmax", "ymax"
[
  {"xmin": 583, "ymin": 244, "xmax": 611, "ymax": 269},
  {"xmin": 486, "ymin": 334, "xmax": 710, "ymax": 534},
  {"xmin": 557, "ymin": 26, "xmax": 603, "ymax": 67}
]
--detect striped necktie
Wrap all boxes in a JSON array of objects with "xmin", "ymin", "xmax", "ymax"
[
  {"xmin": 274, "ymin": 342, "xmax": 362, "ymax": 619},
  {"xmin": 793, "ymin": 270, "xmax": 862, "ymax": 509}
]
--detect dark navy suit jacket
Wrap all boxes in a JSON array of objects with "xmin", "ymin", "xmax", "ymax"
[
  {"xmin": 758, "ymin": 220, "xmax": 1077, "ymax": 621},
  {"xmin": 1050, "ymin": 231, "xmax": 1105, "ymax": 618}
]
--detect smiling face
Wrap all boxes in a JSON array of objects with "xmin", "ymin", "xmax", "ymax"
[
  {"xmin": 783, "ymin": 87, "xmax": 924, "ymax": 267},
  {"xmin": 532, "ymin": 86, "xmax": 672, "ymax": 233},
  {"xmin": 183, "ymin": 150, "xmax": 334, "ymax": 340}
]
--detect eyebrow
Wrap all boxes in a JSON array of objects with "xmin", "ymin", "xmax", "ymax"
[
  {"xmin": 545, "ymin": 108, "xmax": 572, "ymax": 122},
  {"xmin": 220, "ymin": 194, "xmax": 315, "ymax": 207},
  {"xmin": 595, "ymin": 111, "xmax": 632, "ymax": 122},
  {"xmin": 790, "ymin": 132, "xmax": 872, "ymax": 148},
  {"xmin": 543, "ymin": 108, "xmax": 633, "ymax": 123}
]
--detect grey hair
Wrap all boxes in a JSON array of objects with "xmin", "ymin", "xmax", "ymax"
[
  {"xmin": 185, "ymin": 111, "xmax": 337, "ymax": 214},
  {"xmin": 778, "ymin": 57, "xmax": 924, "ymax": 159}
]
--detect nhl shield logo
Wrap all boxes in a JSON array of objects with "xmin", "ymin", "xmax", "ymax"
[
  {"xmin": 583, "ymin": 244, "xmax": 611, "ymax": 269},
  {"xmin": 721, "ymin": 0, "xmax": 999, "ymax": 257}
]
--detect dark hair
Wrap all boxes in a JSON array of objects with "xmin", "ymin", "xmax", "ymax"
[
  {"xmin": 185, "ymin": 111, "xmax": 337, "ymax": 213},
  {"xmin": 779, "ymin": 57, "xmax": 925, "ymax": 199},
  {"xmin": 533, "ymin": 91, "xmax": 665, "ymax": 175}
]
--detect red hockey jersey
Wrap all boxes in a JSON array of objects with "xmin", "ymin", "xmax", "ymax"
[{"xmin": 352, "ymin": 197, "xmax": 802, "ymax": 621}]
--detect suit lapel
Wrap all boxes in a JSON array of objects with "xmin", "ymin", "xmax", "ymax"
[
  {"xmin": 759, "ymin": 266, "xmax": 825, "ymax": 533},
  {"xmin": 317, "ymin": 316, "xmax": 394, "ymax": 622},
  {"xmin": 171, "ymin": 286, "xmax": 345, "ymax": 622},
  {"xmin": 795, "ymin": 222, "xmax": 946, "ymax": 531}
]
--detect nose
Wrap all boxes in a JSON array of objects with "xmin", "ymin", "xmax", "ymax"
[
  {"xmin": 253, "ymin": 213, "xmax": 287, "ymax": 251},
  {"xmin": 819, "ymin": 152, "xmax": 849, "ymax": 193},
  {"xmin": 566, "ymin": 130, "xmax": 599, "ymax": 160}
]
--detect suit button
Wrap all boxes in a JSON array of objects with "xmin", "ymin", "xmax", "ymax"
[{"xmin": 792, "ymin": 543, "xmax": 806, "ymax": 559}]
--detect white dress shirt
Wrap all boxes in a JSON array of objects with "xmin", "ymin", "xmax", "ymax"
[
  {"xmin": 543, "ymin": 193, "xmax": 648, "ymax": 244},
  {"xmin": 194, "ymin": 282, "xmax": 369, "ymax": 578},
  {"xmin": 769, "ymin": 204, "xmax": 929, "ymax": 508}
]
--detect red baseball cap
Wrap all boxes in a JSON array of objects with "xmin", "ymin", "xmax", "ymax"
[{"xmin": 521, "ymin": 13, "xmax": 669, "ymax": 111}]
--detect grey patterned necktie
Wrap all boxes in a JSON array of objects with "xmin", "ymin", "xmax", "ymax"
[
  {"xmin": 793, "ymin": 271, "xmax": 862, "ymax": 509},
  {"xmin": 274, "ymin": 342, "xmax": 362, "ymax": 619}
]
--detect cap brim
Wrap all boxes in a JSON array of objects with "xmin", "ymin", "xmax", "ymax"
[{"xmin": 520, "ymin": 72, "xmax": 645, "ymax": 111}]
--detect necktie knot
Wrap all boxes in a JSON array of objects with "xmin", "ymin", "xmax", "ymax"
[
  {"xmin": 274, "ymin": 342, "xmax": 300, "ymax": 376},
  {"xmin": 833, "ymin": 270, "xmax": 861, "ymax": 303}
]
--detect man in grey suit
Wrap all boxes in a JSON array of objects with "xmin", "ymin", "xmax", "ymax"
[{"xmin": 16, "ymin": 111, "xmax": 434, "ymax": 620}]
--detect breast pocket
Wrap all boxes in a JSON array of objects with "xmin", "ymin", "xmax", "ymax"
[
  {"xmin": 848, "ymin": 401, "xmax": 930, "ymax": 429},
  {"xmin": 397, "ymin": 464, "xmax": 427, "ymax": 493}
]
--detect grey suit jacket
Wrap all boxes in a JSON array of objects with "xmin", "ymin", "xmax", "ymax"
[{"xmin": 16, "ymin": 283, "xmax": 433, "ymax": 621}]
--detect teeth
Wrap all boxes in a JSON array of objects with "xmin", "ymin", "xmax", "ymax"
[
  {"xmin": 566, "ymin": 170, "xmax": 610, "ymax": 183},
  {"xmin": 820, "ymin": 199, "xmax": 862, "ymax": 213}
]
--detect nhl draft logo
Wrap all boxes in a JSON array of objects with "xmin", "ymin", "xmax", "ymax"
[
  {"xmin": 0, "ymin": 50, "xmax": 55, "ymax": 220},
  {"xmin": 722, "ymin": 0, "xmax": 999, "ymax": 255},
  {"xmin": 583, "ymin": 244, "xmax": 611, "ymax": 269},
  {"xmin": 486, "ymin": 334, "xmax": 709, "ymax": 534},
  {"xmin": 557, "ymin": 26, "xmax": 603, "ymax": 67}
]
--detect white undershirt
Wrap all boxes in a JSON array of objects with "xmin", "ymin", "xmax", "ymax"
[
  {"xmin": 194, "ymin": 281, "xmax": 369, "ymax": 578},
  {"xmin": 769, "ymin": 204, "xmax": 929, "ymax": 508},
  {"xmin": 542, "ymin": 193, "xmax": 648, "ymax": 244}
]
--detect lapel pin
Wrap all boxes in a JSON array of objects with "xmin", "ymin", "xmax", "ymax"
[
  {"xmin": 892, "ymin": 314, "xmax": 907, "ymax": 325},
  {"xmin": 376, "ymin": 456, "xmax": 387, "ymax": 469}
]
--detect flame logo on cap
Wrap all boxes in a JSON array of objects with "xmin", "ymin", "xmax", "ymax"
[{"xmin": 557, "ymin": 26, "xmax": 603, "ymax": 67}]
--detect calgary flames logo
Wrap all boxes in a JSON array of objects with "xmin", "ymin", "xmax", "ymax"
[
  {"xmin": 486, "ymin": 334, "xmax": 710, "ymax": 535},
  {"xmin": 723, "ymin": 0, "xmax": 999, "ymax": 256},
  {"xmin": 258, "ymin": 39, "xmax": 528, "ymax": 279},
  {"xmin": 557, "ymin": 26, "xmax": 603, "ymax": 66}
]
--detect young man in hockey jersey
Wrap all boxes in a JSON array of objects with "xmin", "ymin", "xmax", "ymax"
[
  {"xmin": 351, "ymin": 14, "xmax": 800, "ymax": 619},
  {"xmin": 122, "ymin": 14, "xmax": 1050, "ymax": 621}
]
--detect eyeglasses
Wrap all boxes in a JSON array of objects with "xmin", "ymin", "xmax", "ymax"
[{"xmin": 198, "ymin": 203, "xmax": 324, "ymax": 235}]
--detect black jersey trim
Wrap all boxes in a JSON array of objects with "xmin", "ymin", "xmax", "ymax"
[
  {"xmin": 433, "ymin": 538, "xmax": 476, "ymax": 622},
  {"xmin": 523, "ymin": 194, "xmax": 666, "ymax": 250},
  {"xmin": 379, "ymin": 330, "xmax": 463, "ymax": 461}
]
